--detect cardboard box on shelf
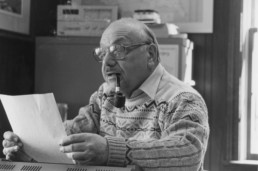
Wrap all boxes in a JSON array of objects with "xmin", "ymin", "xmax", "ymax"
[{"xmin": 147, "ymin": 23, "xmax": 180, "ymax": 38}]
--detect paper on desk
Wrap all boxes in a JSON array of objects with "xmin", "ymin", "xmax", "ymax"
[{"xmin": 0, "ymin": 93, "xmax": 73, "ymax": 164}]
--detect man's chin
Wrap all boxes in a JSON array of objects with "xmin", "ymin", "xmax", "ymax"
[{"xmin": 104, "ymin": 81, "xmax": 116, "ymax": 94}]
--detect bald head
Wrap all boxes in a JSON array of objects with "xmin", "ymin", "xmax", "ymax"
[{"xmin": 101, "ymin": 18, "xmax": 159, "ymax": 51}]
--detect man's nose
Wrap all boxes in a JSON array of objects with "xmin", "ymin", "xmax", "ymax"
[{"xmin": 102, "ymin": 53, "xmax": 116, "ymax": 66}]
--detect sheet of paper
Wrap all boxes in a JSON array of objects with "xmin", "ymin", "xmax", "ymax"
[{"xmin": 0, "ymin": 93, "xmax": 73, "ymax": 164}]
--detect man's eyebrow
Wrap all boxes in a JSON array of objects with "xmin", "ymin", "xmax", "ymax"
[
  {"xmin": 112, "ymin": 40, "xmax": 125, "ymax": 45},
  {"xmin": 100, "ymin": 37, "xmax": 130, "ymax": 47},
  {"xmin": 112, "ymin": 37, "xmax": 131, "ymax": 45}
]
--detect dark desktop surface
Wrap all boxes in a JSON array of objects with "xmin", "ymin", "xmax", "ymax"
[{"xmin": 0, "ymin": 159, "xmax": 136, "ymax": 171}]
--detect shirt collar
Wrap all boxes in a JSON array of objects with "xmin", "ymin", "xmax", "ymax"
[{"xmin": 137, "ymin": 63, "xmax": 164, "ymax": 99}]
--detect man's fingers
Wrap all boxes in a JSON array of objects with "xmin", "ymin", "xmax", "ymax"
[
  {"xmin": 2, "ymin": 139, "xmax": 21, "ymax": 148},
  {"xmin": 69, "ymin": 153, "xmax": 95, "ymax": 165},
  {"xmin": 6, "ymin": 153, "xmax": 16, "ymax": 161},
  {"xmin": 3, "ymin": 131, "xmax": 18, "ymax": 141},
  {"xmin": 72, "ymin": 160, "xmax": 77, "ymax": 164},
  {"xmin": 65, "ymin": 152, "xmax": 88, "ymax": 161},
  {"xmin": 3, "ymin": 146, "xmax": 19, "ymax": 155},
  {"xmin": 60, "ymin": 142, "xmax": 87, "ymax": 153},
  {"xmin": 59, "ymin": 133, "xmax": 90, "ymax": 146}
]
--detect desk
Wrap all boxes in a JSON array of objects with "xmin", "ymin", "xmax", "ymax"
[{"xmin": 0, "ymin": 159, "xmax": 138, "ymax": 171}]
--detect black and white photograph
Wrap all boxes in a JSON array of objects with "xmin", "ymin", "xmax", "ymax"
[{"xmin": 0, "ymin": 0, "xmax": 257, "ymax": 171}]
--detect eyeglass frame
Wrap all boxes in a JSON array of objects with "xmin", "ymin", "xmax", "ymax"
[{"xmin": 92, "ymin": 42, "xmax": 152, "ymax": 62}]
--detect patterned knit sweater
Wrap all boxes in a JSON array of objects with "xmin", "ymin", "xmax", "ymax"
[{"xmin": 65, "ymin": 64, "xmax": 209, "ymax": 171}]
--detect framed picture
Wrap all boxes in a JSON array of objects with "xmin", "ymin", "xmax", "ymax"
[
  {"xmin": 0, "ymin": 0, "xmax": 31, "ymax": 35},
  {"xmin": 76, "ymin": 0, "xmax": 214, "ymax": 33},
  {"xmin": 168, "ymin": 0, "xmax": 214, "ymax": 33}
]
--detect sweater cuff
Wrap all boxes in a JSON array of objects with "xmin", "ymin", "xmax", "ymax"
[{"xmin": 106, "ymin": 136, "xmax": 126, "ymax": 166}]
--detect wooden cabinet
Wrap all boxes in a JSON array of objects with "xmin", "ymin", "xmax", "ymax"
[
  {"xmin": 35, "ymin": 37, "xmax": 103, "ymax": 118},
  {"xmin": 158, "ymin": 38, "xmax": 193, "ymax": 85}
]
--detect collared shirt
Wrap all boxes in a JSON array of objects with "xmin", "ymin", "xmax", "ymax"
[
  {"xmin": 128, "ymin": 63, "xmax": 199, "ymax": 103},
  {"xmin": 131, "ymin": 63, "xmax": 163, "ymax": 100}
]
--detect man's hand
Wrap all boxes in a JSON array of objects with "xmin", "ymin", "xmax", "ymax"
[
  {"xmin": 59, "ymin": 133, "xmax": 108, "ymax": 165},
  {"xmin": 2, "ymin": 131, "xmax": 32, "ymax": 162},
  {"xmin": 2, "ymin": 131, "xmax": 22, "ymax": 160}
]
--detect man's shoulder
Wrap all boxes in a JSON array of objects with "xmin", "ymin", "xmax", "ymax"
[{"xmin": 156, "ymin": 72, "xmax": 202, "ymax": 102}]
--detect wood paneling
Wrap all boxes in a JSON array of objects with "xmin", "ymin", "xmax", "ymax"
[{"xmin": 0, "ymin": 37, "xmax": 35, "ymax": 158}]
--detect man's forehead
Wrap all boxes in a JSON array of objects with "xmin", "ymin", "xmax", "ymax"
[{"xmin": 100, "ymin": 24, "xmax": 139, "ymax": 46}]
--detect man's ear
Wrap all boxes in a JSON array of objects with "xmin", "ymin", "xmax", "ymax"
[{"xmin": 147, "ymin": 44, "xmax": 158, "ymax": 70}]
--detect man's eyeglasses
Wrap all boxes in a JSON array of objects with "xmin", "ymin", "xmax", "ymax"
[{"xmin": 93, "ymin": 43, "xmax": 150, "ymax": 62}]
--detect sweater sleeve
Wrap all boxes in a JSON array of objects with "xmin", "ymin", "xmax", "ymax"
[
  {"xmin": 106, "ymin": 92, "xmax": 209, "ymax": 171},
  {"xmin": 64, "ymin": 85, "xmax": 104, "ymax": 135}
]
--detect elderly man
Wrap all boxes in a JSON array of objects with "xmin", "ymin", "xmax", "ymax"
[{"xmin": 3, "ymin": 18, "xmax": 209, "ymax": 171}]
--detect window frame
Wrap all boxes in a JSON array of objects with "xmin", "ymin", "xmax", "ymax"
[
  {"xmin": 239, "ymin": 0, "xmax": 258, "ymax": 161},
  {"xmin": 246, "ymin": 27, "xmax": 258, "ymax": 160}
]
